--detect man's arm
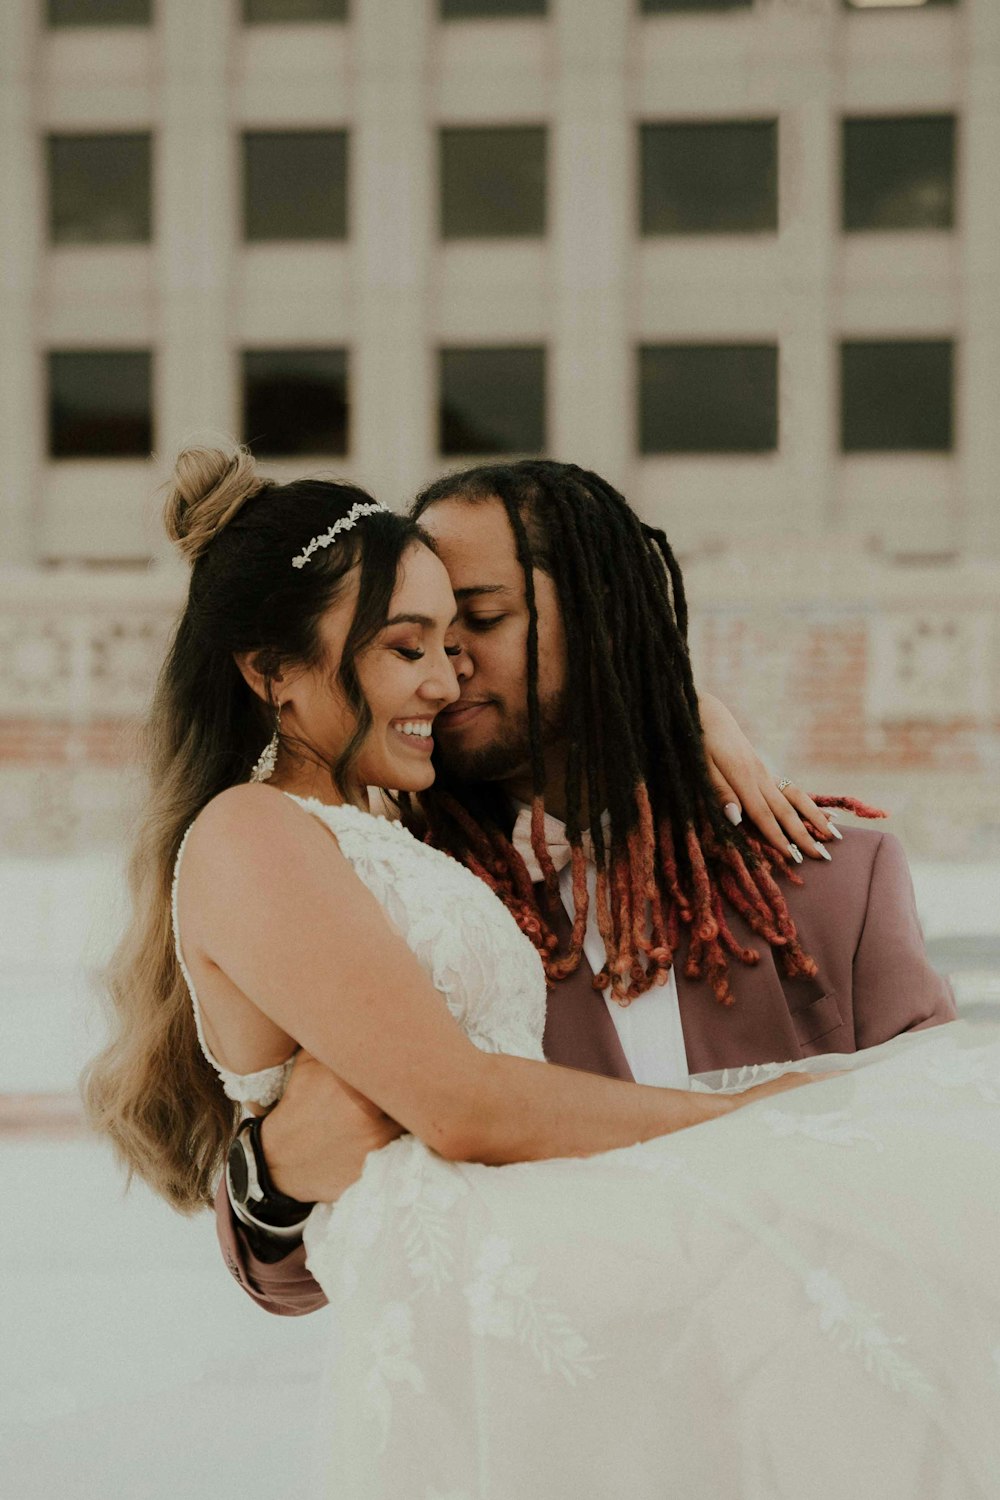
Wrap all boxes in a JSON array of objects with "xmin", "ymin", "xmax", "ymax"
[
  {"xmin": 852, "ymin": 832, "xmax": 957, "ymax": 1048},
  {"xmin": 213, "ymin": 1052, "xmax": 407, "ymax": 1316},
  {"xmin": 214, "ymin": 1175, "xmax": 327, "ymax": 1317}
]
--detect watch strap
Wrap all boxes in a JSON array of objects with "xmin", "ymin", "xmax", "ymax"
[{"xmin": 227, "ymin": 1117, "xmax": 315, "ymax": 1239}]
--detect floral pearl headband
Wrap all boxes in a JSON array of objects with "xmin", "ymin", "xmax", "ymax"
[{"xmin": 291, "ymin": 500, "xmax": 388, "ymax": 569}]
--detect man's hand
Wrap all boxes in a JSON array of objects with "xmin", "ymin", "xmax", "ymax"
[
  {"xmin": 697, "ymin": 691, "xmax": 839, "ymax": 860},
  {"xmin": 259, "ymin": 1052, "xmax": 405, "ymax": 1204}
]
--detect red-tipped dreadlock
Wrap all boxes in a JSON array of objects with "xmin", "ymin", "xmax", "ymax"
[{"xmin": 412, "ymin": 462, "xmax": 884, "ymax": 1008}]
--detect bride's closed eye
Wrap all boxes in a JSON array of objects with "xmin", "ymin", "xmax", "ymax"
[{"xmin": 394, "ymin": 645, "xmax": 464, "ymax": 661}]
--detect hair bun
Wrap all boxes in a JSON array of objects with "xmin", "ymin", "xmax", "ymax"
[{"xmin": 164, "ymin": 442, "xmax": 266, "ymax": 564}]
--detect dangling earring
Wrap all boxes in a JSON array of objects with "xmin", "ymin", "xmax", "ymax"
[{"xmin": 250, "ymin": 705, "xmax": 281, "ymax": 784}]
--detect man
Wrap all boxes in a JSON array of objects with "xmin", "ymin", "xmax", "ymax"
[{"xmin": 217, "ymin": 460, "xmax": 955, "ymax": 1314}]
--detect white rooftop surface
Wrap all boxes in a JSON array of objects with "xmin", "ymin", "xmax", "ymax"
[
  {"xmin": 2, "ymin": 847, "xmax": 998, "ymax": 1497},
  {"xmin": 1, "ymin": 1136, "xmax": 328, "ymax": 1500}
]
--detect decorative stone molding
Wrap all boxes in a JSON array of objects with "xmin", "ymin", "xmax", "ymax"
[
  {"xmin": 0, "ymin": 567, "xmax": 182, "ymax": 722},
  {"xmin": 867, "ymin": 612, "xmax": 994, "ymax": 726},
  {"xmin": 1, "ymin": 552, "xmax": 999, "ymax": 858}
]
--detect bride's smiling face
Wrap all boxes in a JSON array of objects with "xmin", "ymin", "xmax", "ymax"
[{"xmin": 281, "ymin": 541, "xmax": 464, "ymax": 796}]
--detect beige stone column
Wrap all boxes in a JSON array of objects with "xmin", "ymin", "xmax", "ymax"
[
  {"xmin": 154, "ymin": 2, "xmax": 235, "ymax": 553},
  {"xmin": 777, "ymin": 88, "xmax": 837, "ymax": 541},
  {"xmin": 959, "ymin": 0, "xmax": 1000, "ymax": 557},
  {"xmin": 550, "ymin": 0, "xmax": 631, "ymax": 491},
  {"xmin": 0, "ymin": 0, "xmax": 41, "ymax": 567},
  {"xmin": 352, "ymin": 0, "xmax": 432, "ymax": 509}
]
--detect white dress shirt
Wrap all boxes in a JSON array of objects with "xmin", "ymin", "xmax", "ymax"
[{"xmin": 557, "ymin": 859, "xmax": 690, "ymax": 1089}]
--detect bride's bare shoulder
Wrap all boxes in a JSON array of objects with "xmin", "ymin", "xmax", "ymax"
[{"xmin": 185, "ymin": 784, "xmax": 342, "ymax": 874}]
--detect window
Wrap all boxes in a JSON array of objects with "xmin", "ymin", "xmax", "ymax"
[
  {"xmin": 440, "ymin": 127, "xmax": 546, "ymax": 239},
  {"xmin": 641, "ymin": 0, "xmax": 751, "ymax": 11},
  {"xmin": 641, "ymin": 121, "xmax": 778, "ymax": 235},
  {"xmin": 47, "ymin": 0, "xmax": 151, "ymax": 22},
  {"xmin": 243, "ymin": 132, "xmax": 348, "ymax": 242},
  {"xmin": 842, "ymin": 116, "xmax": 955, "ymax": 232},
  {"xmin": 843, "ymin": 0, "xmax": 955, "ymax": 9},
  {"xmin": 242, "ymin": 350, "xmax": 348, "ymax": 456},
  {"xmin": 48, "ymin": 352, "xmax": 152, "ymax": 458},
  {"xmin": 439, "ymin": 348, "xmax": 545, "ymax": 455},
  {"xmin": 840, "ymin": 341, "xmax": 953, "ymax": 452},
  {"xmin": 639, "ymin": 344, "xmax": 778, "ymax": 454},
  {"xmin": 441, "ymin": 0, "xmax": 546, "ymax": 15},
  {"xmin": 244, "ymin": 0, "xmax": 347, "ymax": 20},
  {"xmin": 48, "ymin": 134, "xmax": 151, "ymax": 245}
]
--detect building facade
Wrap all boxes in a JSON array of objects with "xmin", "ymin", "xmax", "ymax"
[{"xmin": 1, "ymin": 0, "xmax": 998, "ymax": 856}]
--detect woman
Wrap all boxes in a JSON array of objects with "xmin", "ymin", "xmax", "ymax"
[{"xmin": 86, "ymin": 445, "xmax": 999, "ymax": 1499}]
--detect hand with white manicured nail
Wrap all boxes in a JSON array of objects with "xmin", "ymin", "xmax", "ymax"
[{"xmin": 696, "ymin": 692, "xmax": 841, "ymax": 859}]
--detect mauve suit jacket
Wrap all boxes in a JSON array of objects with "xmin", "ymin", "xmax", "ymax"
[{"xmin": 214, "ymin": 825, "xmax": 956, "ymax": 1315}]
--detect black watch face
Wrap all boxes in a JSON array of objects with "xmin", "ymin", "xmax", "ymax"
[{"xmin": 228, "ymin": 1139, "xmax": 250, "ymax": 1202}]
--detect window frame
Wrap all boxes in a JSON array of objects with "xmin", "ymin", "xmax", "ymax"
[
  {"xmin": 438, "ymin": 345, "xmax": 547, "ymax": 457},
  {"xmin": 241, "ymin": 347, "xmax": 350, "ymax": 459},
  {"xmin": 840, "ymin": 113, "xmax": 957, "ymax": 234},
  {"xmin": 242, "ymin": 0, "xmax": 348, "ymax": 23},
  {"xmin": 47, "ymin": 131, "xmax": 153, "ymax": 246},
  {"xmin": 439, "ymin": 124, "xmax": 548, "ymax": 241},
  {"xmin": 839, "ymin": 338, "xmax": 954, "ymax": 454},
  {"xmin": 637, "ymin": 341, "xmax": 780, "ymax": 455},
  {"xmin": 639, "ymin": 118, "xmax": 779, "ymax": 237},
  {"xmin": 46, "ymin": 0, "xmax": 152, "ymax": 25},
  {"xmin": 242, "ymin": 129, "xmax": 349, "ymax": 244},
  {"xmin": 47, "ymin": 349, "xmax": 154, "ymax": 461}
]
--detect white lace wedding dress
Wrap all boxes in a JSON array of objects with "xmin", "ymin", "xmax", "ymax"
[{"xmin": 179, "ymin": 797, "xmax": 1000, "ymax": 1499}]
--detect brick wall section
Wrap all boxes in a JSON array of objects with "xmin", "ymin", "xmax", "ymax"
[
  {"xmin": 0, "ymin": 719, "xmax": 138, "ymax": 768},
  {"xmin": 690, "ymin": 616, "xmax": 994, "ymax": 776},
  {"xmin": 1, "ymin": 553, "xmax": 999, "ymax": 856}
]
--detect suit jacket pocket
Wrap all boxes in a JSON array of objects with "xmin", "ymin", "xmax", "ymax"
[{"xmin": 791, "ymin": 989, "xmax": 844, "ymax": 1050}]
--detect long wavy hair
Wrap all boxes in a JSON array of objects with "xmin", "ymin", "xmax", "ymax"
[{"xmin": 82, "ymin": 443, "xmax": 427, "ymax": 1212}]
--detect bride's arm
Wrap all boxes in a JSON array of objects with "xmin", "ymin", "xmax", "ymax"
[
  {"xmin": 185, "ymin": 787, "xmax": 746, "ymax": 1168},
  {"xmin": 697, "ymin": 690, "xmax": 839, "ymax": 858}
]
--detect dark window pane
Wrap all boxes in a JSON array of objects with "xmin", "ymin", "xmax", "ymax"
[
  {"xmin": 843, "ymin": 116, "xmax": 955, "ymax": 232},
  {"xmin": 439, "ymin": 348, "xmax": 545, "ymax": 455},
  {"xmin": 641, "ymin": 0, "xmax": 751, "ymax": 11},
  {"xmin": 840, "ymin": 341, "xmax": 953, "ymax": 452},
  {"xmin": 49, "ymin": 352, "xmax": 152, "ymax": 458},
  {"xmin": 244, "ymin": 0, "xmax": 347, "ymax": 20},
  {"xmin": 639, "ymin": 344, "xmax": 778, "ymax": 453},
  {"xmin": 441, "ymin": 127, "xmax": 546, "ymax": 238},
  {"xmin": 641, "ymin": 121, "xmax": 777, "ymax": 235},
  {"xmin": 243, "ymin": 132, "xmax": 347, "ymax": 242},
  {"xmin": 441, "ymin": 0, "xmax": 546, "ymax": 15},
  {"xmin": 48, "ymin": 135, "xmax": 151, "ymax": 245},
  {"xmin": 48, "ymin": 0, "xmax": 151, "ymax": 22},
  {"xmin": 843, "ymin": 0, "xmax": 955, "ymax": 8},
  {"xmin": 243, "ymin": 349, "xmax": 348, "ymax": 456}
]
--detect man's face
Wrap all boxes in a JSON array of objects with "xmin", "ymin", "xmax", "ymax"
[{"xmin": 417, "ymin": 497, "xmax": 568, "ymax": 786}]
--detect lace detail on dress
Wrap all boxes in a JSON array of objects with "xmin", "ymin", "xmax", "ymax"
[
  {"xmin": 171, "ymin": 822, "xmax": 295, "ymax": 1108},
  {"xmin": 282, "ymin": 796, "xmax": 547, "ymax": 1064}
]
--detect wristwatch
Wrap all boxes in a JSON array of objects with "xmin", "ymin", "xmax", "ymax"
[{"xmin": 226, "ymin": 1115, "xmax": 315, "ymax": 1242}]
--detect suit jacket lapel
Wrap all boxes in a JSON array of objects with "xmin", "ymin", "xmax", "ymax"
[
  {"xmin": 540, "ymin": 890, "xmax": 635, "ymax": 1082},
  {"xmin": 673, "ymin": 916, "xmax": 831, "ymax": 1073}
]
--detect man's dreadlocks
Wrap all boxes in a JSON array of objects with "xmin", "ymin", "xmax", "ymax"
[{"xmin": 412, "ymin": 460, "xmax": 880, "ymax": 1006}]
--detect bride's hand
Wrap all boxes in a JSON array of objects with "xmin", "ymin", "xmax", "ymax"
[
  {"xmin": 697, "ymin": 691, "xmax": 837, "ymax": 860},
  {"xmin": 260, "ymin": 1051, "xmax": 405, "ymax": 1204}
]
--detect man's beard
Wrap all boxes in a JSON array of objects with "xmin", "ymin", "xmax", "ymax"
[{"xmin": 436, "ymin": 688, "xmax": 568, "ymax": 785}]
